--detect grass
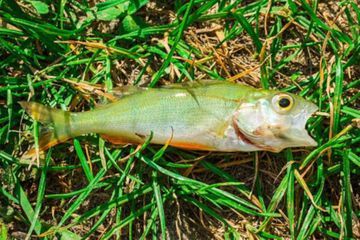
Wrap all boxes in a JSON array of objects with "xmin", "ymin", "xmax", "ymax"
[{"xmin": 0, "ymin": 0, "xmax": 359, "ymax": 239}]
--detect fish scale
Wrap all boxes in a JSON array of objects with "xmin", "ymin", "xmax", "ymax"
[
  {"xmin": 72, "ymin": 87, "xmax": 240, "ymax": 147},
  {"xmin": 19, "ymin": 80, "xmax": 318, "ymax": 156}
]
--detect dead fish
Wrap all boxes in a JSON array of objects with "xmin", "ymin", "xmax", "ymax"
[{"xmin": 19, "ymin": 80, "xmax": 318, "ymax": 154}]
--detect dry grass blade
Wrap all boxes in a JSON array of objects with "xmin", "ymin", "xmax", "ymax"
[{"xmin": 0, "ymin": 0, "xmax": 359, "ymax": 239}]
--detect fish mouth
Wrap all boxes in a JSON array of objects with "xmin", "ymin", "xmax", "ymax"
[
  {"xmin": 232, "ymin": 101, "xmax": 319, "ymax": 151},
  {"xmin": 288, "ymin": 102, "xmax": 318, "ymax": 147},
  {"xmin": 287, "ymin": 129, "xmax": 317, "ymax": 147},
  {"xmin": 233, "ymin": 102, "xmax": 319, "ymax": 151}
]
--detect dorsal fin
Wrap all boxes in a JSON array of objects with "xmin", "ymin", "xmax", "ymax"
[
  {"xmin": 161, "ymin": 80, "xmax": 227, "ymax": 89},
  {"xmin": 160, "ymin": 80, "xmax": 232, "ymax": 106},
  {"xmin": 99, "ymin": 85, "xmax": 148, "ymax": 103},
  {"xmin": 104, "ymin": 80, "xmax": 228, "ymax": 101},
  {"xmin": 112, "ymin": 85, "xmax": 147, "ymax": 98},
  {"xmin": 112, "ymin": 85, "xmax": 148, "ymax": 97},
  {"xmin": 100, "ymin": 80, "xmax": 235, "ymax": 104}
]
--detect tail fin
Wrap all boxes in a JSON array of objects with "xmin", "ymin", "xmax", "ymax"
[{"xmin": 19, "ymin": 101, "xmax": 73, "ymax": 156}]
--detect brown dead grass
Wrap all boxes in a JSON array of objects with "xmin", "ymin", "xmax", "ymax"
[{"xmin": 2, "ymin": 0, "xmax": 359, "ymax": 239}]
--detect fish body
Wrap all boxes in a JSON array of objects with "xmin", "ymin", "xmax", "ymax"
[{"xmin": 20, "ymin": 81, "xmax": 318, "ymax": 154}]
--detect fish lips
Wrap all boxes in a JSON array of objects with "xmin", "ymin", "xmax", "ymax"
[{"xmin": 288, "ymin": 102, "xmax": 318, "ymax": 147}]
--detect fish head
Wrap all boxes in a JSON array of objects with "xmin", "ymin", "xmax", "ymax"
[{"xmin": 234, "ymin": 91, "xmax": 318, "ymax": 152}]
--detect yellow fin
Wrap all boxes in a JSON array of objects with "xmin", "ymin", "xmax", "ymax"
[
  {"xmin": 19, "ymin": 101, "xmax": 72, "ymax": 156},
  {"xmin": 100, "ymin": 134, "xmax": 140, "ymax": 145},
  {"xmin": 170, "ymin": 141, "xmax": 214, "ymax": 151}
]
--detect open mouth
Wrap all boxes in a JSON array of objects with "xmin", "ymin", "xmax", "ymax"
[
  {"xmin": 232, "ymin": 101, "xmax": 319, "ymax": 151},
  {"xmin": 290, "ymin": 102, "xmax": 319, "ymax": 147}
]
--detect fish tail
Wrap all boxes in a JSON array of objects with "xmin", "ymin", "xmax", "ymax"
[{"xmin": 19, "ymin": 101, "xmax": 73, "ymax": 155}]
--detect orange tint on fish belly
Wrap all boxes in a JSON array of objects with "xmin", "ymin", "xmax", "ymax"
[
  {"xmin": 101, "ymin": 134, "xmax": 140, "ymax": 145},
  {"xmin": 169, "ymin": 141, "xmax": 214, "ymax": 151},
  {"xmin": 102, "ymin": 134, "xmax": 214, "ymax": 151}
]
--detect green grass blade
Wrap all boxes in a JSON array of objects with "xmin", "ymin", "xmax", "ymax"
[
  {"xmin": 152, "ymin": 171, "xmax": 166, "ymax": 240},
  {"xmin": 149, "ymin": 0, "xmax": 194, "ymax": 86},
  {"xmin": 74, "ymin": 139, "xmax": 94, "ymax": 182},
  {"xmin": 342, "ymin": 150, "xmax": 353, "ymax": 238},
  {"xmin": 285, "ymin": 150, "xmax": 295, "ymax": 239},
  {"xmin": 25, "ymin": 149, "xmax": 52, "ymax": 239},
  {"xmin": 333, "ymin": 57, "xmax": 344, "ymax": 135},
  {"xmin": 14, "ymin": 178, "xmax": 43, "ymax": 234}
]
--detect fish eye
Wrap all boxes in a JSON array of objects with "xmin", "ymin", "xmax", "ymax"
[
  {"xmin": 272, "ymin": 94, "xmax": 294, "ymax": 113},
  {"xmin": 279, "ymin": 97, "xmax": 290, "ymax": 108}
]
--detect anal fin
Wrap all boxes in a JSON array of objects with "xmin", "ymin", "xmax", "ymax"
[
  {"xmin": 170, "ymin": 141, "xmax": 214, "ymax": 151},
  {"xmin": 100, "ymin": 134, "xmax": 138, "ymax": 145}
]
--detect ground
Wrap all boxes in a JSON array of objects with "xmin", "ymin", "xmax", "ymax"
[{"xmin": 0, "ymin": 0, "xmax": 359, "ymax": 239}]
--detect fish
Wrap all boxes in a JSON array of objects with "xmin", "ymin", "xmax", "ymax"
[{"xmin": 19, "ymin": 80, "xmax": 318, "ymax": 155}]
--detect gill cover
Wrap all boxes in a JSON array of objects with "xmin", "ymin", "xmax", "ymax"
[{"xmin": 234, "ymin": 92, "xmax": 318, "ymax": 152}]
